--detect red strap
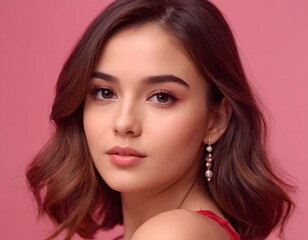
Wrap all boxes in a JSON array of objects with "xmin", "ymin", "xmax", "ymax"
[{"xmin": 197, "ymin": 210, "xmax": 241, "ymax": 240}]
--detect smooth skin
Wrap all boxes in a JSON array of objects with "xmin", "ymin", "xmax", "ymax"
[{"xmin": 83, "ymin": 24, "xmax": 231, "ymax": 240}]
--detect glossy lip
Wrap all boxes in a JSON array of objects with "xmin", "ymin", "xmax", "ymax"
[{"xmin": 106, "ymin": 146, "xmax": 146, "ymax": 166}]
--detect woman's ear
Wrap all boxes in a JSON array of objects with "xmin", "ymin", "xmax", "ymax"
[{"xmin": 203, "ymin": 98, "xmax": 231, "ymax": 144}]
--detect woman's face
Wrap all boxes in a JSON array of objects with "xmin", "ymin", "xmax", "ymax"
[{"xmin": 83, "ymin": 24, "xmax": 213, "ymax": 193}]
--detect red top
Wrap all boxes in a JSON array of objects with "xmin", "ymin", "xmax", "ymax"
[
  {"xmin": 197, "ymin": 210, "xmax": 241, "ymax": 240},
  {"xmin": 114, "ymin": 210, "xmax": 241, "ymax": 240}
]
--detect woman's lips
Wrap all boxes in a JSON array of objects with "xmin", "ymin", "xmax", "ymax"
[{"xmin": 106, "ymin": 146, "xmax": 146, "ymax": 166}]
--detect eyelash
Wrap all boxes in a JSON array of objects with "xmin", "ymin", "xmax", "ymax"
[
  {"xmin": 89, "ymin": 85, "xmax": 117, "ymax": 102},
  {"xmin": 147, "ymin": 90, "xmax": 178, "ymax": 107},
  {"xmin": 89, "ymin": 86, "xmax": 178, "ymax": 107}
]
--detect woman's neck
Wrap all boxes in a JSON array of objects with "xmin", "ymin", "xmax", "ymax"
[{"xmin": 120, "ymin": 172, "xmax": 216, "ymax": 240}]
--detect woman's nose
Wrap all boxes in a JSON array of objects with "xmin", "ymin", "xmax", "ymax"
[{"xmin": 113, "ymin": 103, "xmax": 142, "ymax": 137}]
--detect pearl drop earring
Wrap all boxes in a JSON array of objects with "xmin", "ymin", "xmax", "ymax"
[{"xmin": 205, "ymin": 139, "xmax": 213, "ymax": 181}]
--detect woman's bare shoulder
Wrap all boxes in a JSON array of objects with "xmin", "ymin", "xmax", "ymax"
[{"xmin": 131, "ymin": 209, "xmax": 230, "ymax": 240}]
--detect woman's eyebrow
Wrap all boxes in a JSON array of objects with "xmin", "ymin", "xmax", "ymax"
[
  {"xmin": 92, "ymin": 71, "xmax": 190, "ymax": 88},
  {"xmin": 141, "ymin": 75, "xmax": 190, "ymax": 88},
  {"xmin": 92, "ymin": 71, "xmax": 118, "ymax": 83}
]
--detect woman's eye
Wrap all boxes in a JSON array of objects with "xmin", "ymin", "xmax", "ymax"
[
  {"xmin": 90, "ymin": 87, "xmax": 117, "ymax": 100},
  {"xmin": 148, "ymin": 91, "xmax": 177, "ymax": 106},
  {"xmin": 100, "ymin": 89, "xmax": 115, "ymax": 99}
]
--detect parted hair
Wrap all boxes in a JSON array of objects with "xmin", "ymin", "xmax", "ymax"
[{"xmin": 26, "ymin": 0, "xmax": 294, "ymax": 239}]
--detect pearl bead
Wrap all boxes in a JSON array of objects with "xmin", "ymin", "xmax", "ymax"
[
  {"xmin": 206, "ymin": 146, "xmax": 212, "ymax": 152},
  {"xmin": 205, "ymin": 170, "xmax": 213, "ymax": 181}
]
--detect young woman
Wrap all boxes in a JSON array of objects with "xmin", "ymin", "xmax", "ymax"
[{"xmin": 26, "ymin": 0, "xmax": 294, "ymax": 239}]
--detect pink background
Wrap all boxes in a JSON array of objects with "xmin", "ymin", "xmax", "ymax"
[{"xmin": 0, "ymin": 0, "xmax": 307, "ymax": 239}]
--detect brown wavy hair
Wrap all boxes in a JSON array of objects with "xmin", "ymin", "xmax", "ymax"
[{"xmin": 26, "ymin": 0, "xmax": 294, "ymax": 239}]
